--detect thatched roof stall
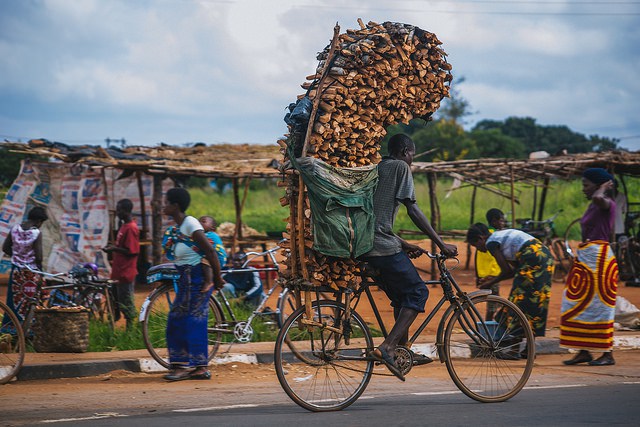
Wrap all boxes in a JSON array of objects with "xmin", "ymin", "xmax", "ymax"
[
  {"xmin": 1, "ymin": 140, "xmax": 283, "ymax": 264},
  {"xmin": 409, "ymin": 150, "xmax": 640, "ymax": 274}
]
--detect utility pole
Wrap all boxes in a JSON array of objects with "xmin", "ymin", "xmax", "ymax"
[{"xmin": 105, "ymin": 138, "xmax": 127, "ymax": 149}]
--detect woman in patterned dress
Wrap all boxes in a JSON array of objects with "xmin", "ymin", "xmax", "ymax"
[
  {"xmin": 466, "ymin": 223, "xmax": 553, "ymax": 351},
  {"xmin": 2, "ymin": 206, "xmax": 48, "ymax": 322},
  {"xmin": 161, "ymin": 188, "xmax": 224, "ymax": 381},
  {"xmin": 560, "ymin": 168, "xmax": 618, "ymax": 366}
]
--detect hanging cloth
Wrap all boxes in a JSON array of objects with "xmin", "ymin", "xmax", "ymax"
[{"xmin": 291, "ymin": 155, "xmax": 378, "ymax": 258}]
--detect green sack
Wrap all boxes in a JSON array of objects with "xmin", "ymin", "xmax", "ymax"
[{"xmin": 292, "ymin": 155, "xmax": 378, "ymax": 258}]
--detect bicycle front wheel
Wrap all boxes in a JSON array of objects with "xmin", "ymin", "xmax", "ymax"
[
  {"xmin": 444, "ymin": 295, "xmax": 535, "ymax": 403},
  {"xmin": 0, "ymin": 301, "xmax": 25, "ymax": 384},
  {"xmin": 274, "ymin": 300, "xmax": 374, "ymax": 412},
  {"xmin": 141, "ymin": 284, "xmax": 224, "ymax": 369}
]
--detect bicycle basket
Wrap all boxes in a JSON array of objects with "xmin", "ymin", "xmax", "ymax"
[{"xmin": 32, "ymin": 307, "xmax": 90, "ymax": 353}]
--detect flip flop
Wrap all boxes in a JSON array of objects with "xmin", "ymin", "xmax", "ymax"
[
  {"xmin": 369, "ymin": 347, "xmax": 405, "ymax": 381},
  {"xmin": 189, "ymin": 370, "xmax": 212, "ymax": 380}
]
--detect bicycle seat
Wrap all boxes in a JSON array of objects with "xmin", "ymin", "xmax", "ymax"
[{"xmin": 147, "ymin": 263, "xmax": 180, "ymax": 283}]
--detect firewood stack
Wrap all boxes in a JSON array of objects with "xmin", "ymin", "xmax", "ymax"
[{"xmin": 278, "ymin": 20, "xmax": 452, "ymax": 289}]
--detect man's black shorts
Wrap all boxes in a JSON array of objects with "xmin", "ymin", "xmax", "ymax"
[{"xmin": 362, "ymin": 251, "xmax": 428, "ymax": 312}]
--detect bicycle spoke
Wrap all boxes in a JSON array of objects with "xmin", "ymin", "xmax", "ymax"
[
  {"xmin": 444, "ymin": 295, "xmax": 534, "ymax": 403},
  {"xmin": 275, "ymin": 300, "xmax": 373, "ymax": 412}
]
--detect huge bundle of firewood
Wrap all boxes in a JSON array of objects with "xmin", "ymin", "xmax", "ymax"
[{"xmin": 278, "ymin": 20, "xmax": 451, "ymax": 289}]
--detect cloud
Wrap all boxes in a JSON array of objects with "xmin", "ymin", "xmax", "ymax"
[{"xmin": 0, "ymin": 0, "xmax": 638, "ymax": 150}]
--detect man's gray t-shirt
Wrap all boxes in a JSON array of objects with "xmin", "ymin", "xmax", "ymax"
[{"xmin": 365, "ymin": 157, "xmax": 416, "ymax": 257}]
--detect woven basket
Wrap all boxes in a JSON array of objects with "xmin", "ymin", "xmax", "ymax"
[{"xmin": 32, "ymin": 307, "xmax": 90, "ymax": 353}]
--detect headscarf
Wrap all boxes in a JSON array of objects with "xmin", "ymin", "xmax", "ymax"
[{"xmin": 582, "ymin": 168, "xmax": 614, "ymax": 185}]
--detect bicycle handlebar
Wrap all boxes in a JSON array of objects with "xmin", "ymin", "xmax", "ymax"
[{"xmin": 517, "ymin": 209, "xmax": 564, "ymax": 227}]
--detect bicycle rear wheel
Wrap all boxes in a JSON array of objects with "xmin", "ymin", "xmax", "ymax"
[
  {"xmin": 0, "ymin": 301, "xmax": 25, "ymax": 384},
  {"xmin": 274, "ymin": 300, "xmax": 374, "ymax": 412},
  {"xmin": 141, "ymin": 284, "xmax": 224, "ymax": 369},
  {"xmin": 444, "ymin": 295, "xmax": 535, "ymax": 403}
]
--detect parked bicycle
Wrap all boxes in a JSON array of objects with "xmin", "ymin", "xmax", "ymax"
[
  {"xmin": 139, "ymin": 243, "xmax": 298, "ymax": 369},
  {"xmin": 0, "ymin": 263, "xmax": 115, "ymax": 384},
  {"xmin": 44, "ymin": 263, "xmax": 116, "ymax": 328},
  {"xmin": 516, "ymin": 210, "xmax": 571, "ymax": 282},
  {"xmin": 0, "ymin": 299, "xmax": 26, "ymax": 384},
  {"xmin": 274, "ymin": 250, "xmax": 535, "ymax": 412}
]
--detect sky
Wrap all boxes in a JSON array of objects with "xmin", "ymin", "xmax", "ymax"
[{"xmin": 0, "ymin": 0, "xmax": 639, "ymax": 151}]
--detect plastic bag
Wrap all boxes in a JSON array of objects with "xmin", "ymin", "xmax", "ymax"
[{"xmin": 284, "ymin": 95, "xmax": 313, "ymax": 132}]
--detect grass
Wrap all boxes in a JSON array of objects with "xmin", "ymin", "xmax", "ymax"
[
  {"xmin": 186, "ymin": 175, "xmax": 640, "ymax": 241},
  {"xmin": 85, "ymin": 299, "xmax": 282, "ymax": 352},
  {"xmin": 88, "ymin": 321, "xmax": 145, "ymax": 352}
]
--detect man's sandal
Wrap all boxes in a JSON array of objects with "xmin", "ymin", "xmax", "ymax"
[{"xmin": 369, "ymin": 347, "xmax": 405, "ymax": 381}]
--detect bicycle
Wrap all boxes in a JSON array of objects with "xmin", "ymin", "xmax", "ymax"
[
  {"xmin": 0, "ymin": 299, "xmax": 26, "ymax": 384},
  {"xmin": 516, "ymin": 210, "xmax": 571, "ymax": 282},
  {"xmin": 0, "ymin": 264, "xmax": 69, "ymax": 384},
  {"xmin": 139, "ymin": 243, "xmax": 299, "ymax": 369},
  {"xmin": 44, "ymin": 264, "xmax": 117, "ymax": 329},
  {"xmin": 612, "ymin": 211, "xmax": 640, "ymax": 285},
  {"xmin": 273, "ymin": 250, "xmax": 535, "ymax": 412}
]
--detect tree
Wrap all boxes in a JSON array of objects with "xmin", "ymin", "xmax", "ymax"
[
  {"xmin": 412, "ymin": 119, "xmax": 479, "ymax": 161},
  {"xmin": 469, "ymin": 129, "xmax": 526, "ymax": 159},
  {"xmin": 435, "ymin": 76, "xmax": 474, "ymax": 125},
  {"xmin": 0, "ymin": 149, "xmax": 30, "ymax": 187}
]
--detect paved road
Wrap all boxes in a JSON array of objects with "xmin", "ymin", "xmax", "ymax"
[
  {"xmin": 14, "ymin": 383, "xmax": 640, "ymax": 427},
  {"xmin": 2, "ymin": 351, "xmax": 639, "ymax": 426}
]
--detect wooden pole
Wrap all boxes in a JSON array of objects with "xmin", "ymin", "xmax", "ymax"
[
  {"xmin": 135, "ymin": 171, "xmax": 149, "ymax": 276},
  {"xmin": 151, "ymin": 175, "xmax": 163, "ymax": 265},
  {"xmin": 510, "ymin": 167, "xmax": 516, "ymax": 226},
  {"xmin": 538, "ymin": 176, "xmax": 550, "ymax": 222},
  {"xmin": 466, "ymin": 185, "xmax": 477, "ymax": 270},
  {"xmin": 295, "ymin": 22, "xmax": 341, "ymax": 286},
  {"xmin": 232, "ymin": 178, "xmax": 241, "ymax": 255},
  {"xmin": 427, "ymin": 172, "xmax": 439, "ymax": 280}
]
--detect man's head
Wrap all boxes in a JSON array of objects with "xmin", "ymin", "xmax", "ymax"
[
  {"xmin": 486, "ymin": 208, "xmax": 506, "ymax": 230},
  {"xmin": 199, "ymin": 215, "xmax": 217, "ymax": 232},
  {"xmin": 388, "ymin": 133, "xmax": 416, "ymax": 166},
  {"xmin": 231, "ymin": 251, "xmax": 247, "ymax": 267},
  {"xmin": 116, "ymin": 199, "xmax": 133, "ymax": 221}
]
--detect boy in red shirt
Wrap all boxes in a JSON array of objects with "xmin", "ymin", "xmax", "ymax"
[{"xmin": 103, "ymin": 199, "xmax": 139, "ymax": 330}]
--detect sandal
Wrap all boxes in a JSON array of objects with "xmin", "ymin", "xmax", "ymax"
[
  {"xmin": 189, "ymin": 369, "xmax": 212, "ymax": 380},
  {"xmin": 369, "ymin": 347, "xmax": 405, "ymax": 381},
  {"xmin": 164, "ymin": 368, "xmax": 192, "ymax": 382}
]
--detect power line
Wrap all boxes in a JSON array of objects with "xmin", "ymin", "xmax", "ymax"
[{"xmin": 294, "ymin": 2, "xmax": 640, "ymax": 16}]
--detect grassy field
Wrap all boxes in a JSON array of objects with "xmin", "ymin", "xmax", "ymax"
[{"xmin": 186, "ymin": 176, "xmax": 640, "ymax": 241}]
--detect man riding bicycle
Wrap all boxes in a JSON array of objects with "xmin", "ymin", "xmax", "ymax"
[{"xmin": 361, "ymin": 133, "xmax": 457, "ymax": 380}]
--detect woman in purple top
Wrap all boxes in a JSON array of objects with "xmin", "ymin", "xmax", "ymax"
[{"xmin": 560, "ymin": 168, "xmax": 618, "ymax": 366}]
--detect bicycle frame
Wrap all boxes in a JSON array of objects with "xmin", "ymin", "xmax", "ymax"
[{"xmin": 306, "ymin": 252, "xmax": 496, "ymax": 364}]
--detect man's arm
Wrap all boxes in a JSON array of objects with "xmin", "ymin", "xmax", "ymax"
[
  {"xmin": 477, "ymin": 247, "xmax": 514, "ymax": 289},
  {"xmin": 404, "ymin": 200, "xmax": 457, "ymax": 257}
]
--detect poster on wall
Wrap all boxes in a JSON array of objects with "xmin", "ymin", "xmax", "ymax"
[
  {"xmin": 0, "ymin": 160, "xmax": 173, "ymax": 278},
  {"xmin": 0, "ymin": 161, "xmax": 110, "ymax": 276}
]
